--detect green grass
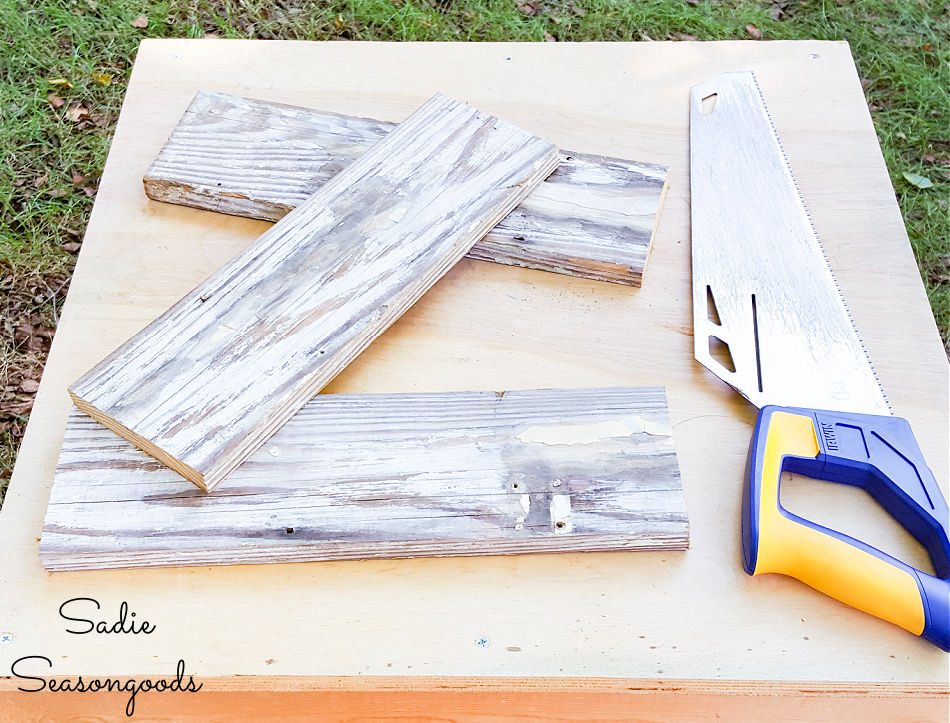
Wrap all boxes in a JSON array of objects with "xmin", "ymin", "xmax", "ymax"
[{"xmin": 0, "ymin": 0, "xmax": 947, "ymax": 504}]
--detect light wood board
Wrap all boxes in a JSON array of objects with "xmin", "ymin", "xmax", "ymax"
[
  {"xmin": 40, "ymin": 387, "xmax": 688, "ymax": 571},
  {"xmin": 144, "ymin": 91, "xmax": 669, "ymax": 286},
  {"xmin": 69, "ymin": 93, "xmax": 559, "ymax": 491},
  {"xmin": 2, "ymin": 41, "xmax": 947, "ymax": 708}
]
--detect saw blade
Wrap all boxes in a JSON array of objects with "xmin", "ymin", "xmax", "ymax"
[{"xmin": 689, "ymin": 71, "xmax": 890, "ymax": 416}]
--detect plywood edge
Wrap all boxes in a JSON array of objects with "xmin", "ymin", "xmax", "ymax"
[
  {"xmin": 67, "ymin": 392, "xmax": 208, "ymax": 490},
  {"xmin": 641, "ymin": 177, "xmax": 672, "ymax": 283},
  {"xmin": 2, "ymin": 676, "xmax": 945, "ymax": 721},
  {"xmin": 2, "ymin": 674, "xmax": 945, "ymax": 696}
]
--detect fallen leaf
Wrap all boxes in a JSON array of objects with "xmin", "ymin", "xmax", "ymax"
[
  {"xmin": 131, "ymin": 14, "xmax": 148, "ymax": 28},
  {"xmin": 903, "ymin": 171, "xmax": 933, "ymax": 189},
  {"xmin": 33, "ymin": 173, "xmax": 48, "ymax": 189},
  {"xmin": 570, "ymin": 4, "xmax": 586, "ymax": 15},
  {"xmin": 71, "ymin": 173, "xmax": 85, "ymax": 185},
  {"xmin": 461, "ymin": 8, "xmax": 473, "ymax": 18},
  {"xmin": 686, "ymin": 0, "xmax": 699, "ymax": 4},
  {"xmin": 92, "ymin": 71, "xmax": 112, "ymax": 86},
  {"xmin": 60, "ymin": 242, "xmax": 81, "ymax": 253},
  {"xmin": 746, "ymin": 23, "xmax": 762, "ymax": 39},
  {"xmin": 519, "ymin": 1, "xmax": 541, "ymax": 15},
  {"xmin": 923, "ymin": 154, "xmax": 936, "ymax": 164},
  {"xmin": 66, "ymin": 102, "xmax": 89, "ymax": 123},
  {"xmin": 668, "ymin": 32, "xmax": 698, "ymax": 41},
  {"xmin": 14, "ymin": 322, "xmax": 32, "ymax": 344},
  {"xmin": 19, "ymin": 379, "xmax": 40, "ymax": 394},
  {"xmin": 551, "ymin": 16, "xmax": 561, "ymax": 24},
  {"xmin": 47, "ymin": 188, "xmax": 68, "ymax": 198},
  {"xmin": 7, "ymin": 400, "xmax": 34, "ymax": 415},
  {"xmin": 922, "ymin": 42, "xmax": 932, "ymax": 51},
  {"xmin": 334, "ymin": 14, "xmax": 344, "ymax": 29},
  {"xmin": 544, "ymin": 32, "xmax": 557, "ymax": 42},
  {"xmin": 770, "ymin": 1, "xmax": 788, "ymax": 20},
  {"xmin": 47, "ymin": 92, "xmax": 65, "ymax": 109},
  {"xmin": 82, "ymin": 186, "xmax": 98, "ymax": 197},
  {"xmin": 47, "ymin": 78, "xmax": 72, "ymax": 88}
]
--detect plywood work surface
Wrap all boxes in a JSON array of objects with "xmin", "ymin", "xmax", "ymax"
[{"xmin": 1, "ymin": 40, "xmax": 947, "ymax": 696}]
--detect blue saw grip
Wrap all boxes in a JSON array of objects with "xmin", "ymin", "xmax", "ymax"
[{"xmin": 742, "ymin": 405, "xmax": 950, "ymax": 651}]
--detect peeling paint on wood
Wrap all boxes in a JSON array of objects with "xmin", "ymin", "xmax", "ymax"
[
  {"xmin": 70, "ymin": 94, "xmax": 560, "ymax": 492},
  {"xmin": 40, "ymin": 387, "xmax": 688, "ymax": 571},
  {"xmin": 144, "ymin": 91, "xmax": 669, "ymax": 286}
]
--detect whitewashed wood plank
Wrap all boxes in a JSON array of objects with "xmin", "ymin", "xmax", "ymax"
[
  {"xmin": 144, "ymin": 91, "xmax": 668, "ymax": 285},
  {"xmin": 41, "ymin": 387, "xmax": 688, "ymax": 571},
  {"xmin": 70, "ymin": 94, "xmax": 560, "ymax": 491}
]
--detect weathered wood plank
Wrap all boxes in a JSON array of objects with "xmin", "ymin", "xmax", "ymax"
[
  {"xmin": 144, "ymin": 91, "xmax": 669, "ymax": 285},
  {"xmin": 40, "ymin": 387, "xmax": 688, "ymax": 571},
  {"xmin": 70, "ymin": 94, "xmax": 560, "ymax": 492}
]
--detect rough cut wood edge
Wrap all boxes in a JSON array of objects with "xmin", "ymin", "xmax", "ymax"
[
  {"xmin": 143, "ymin": 91, "xmax": 669, "ymax": 286},
  {"xmin": 69, "ymin": 94, "xmax": 560, "ymax": 492},
  {"xmin": 41, "ymin": 387, "xmax": 688, "ymax": 571}
]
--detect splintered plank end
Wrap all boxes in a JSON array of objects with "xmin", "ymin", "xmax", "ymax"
[{"xmin": 71, "ymin": 94, "xmax": 560, "ymax": 491}]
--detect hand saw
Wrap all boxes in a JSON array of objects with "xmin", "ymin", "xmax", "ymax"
[{"xmin": 688, "ymin": 71, "xmax": 949, "ymax": 650}]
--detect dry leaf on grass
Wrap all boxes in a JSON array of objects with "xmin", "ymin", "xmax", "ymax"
[
  {"xmin": 92, "ymin": 72, "xmax": 112, "ymax": 86},
  {"xmin": 65, "ymin": 102, "xmax": 89, "ymax": 123},
  {"xmin": 60, "ymin": 242, "xmax": 81, "ymax": 253},
  {"xmin": 18, "ymin": 380, "xmax": 39, "ymax": 394},
  {"xmin": 47, "ymin": 93, "xmax": 65, "ymax": 109},
  {"xmin": 131, "ymin": 14, "xmax": 148, "ymax": 28},
  {"xmin": 746, "ymin": 23, "xmax": 762, "ymax": 39}
]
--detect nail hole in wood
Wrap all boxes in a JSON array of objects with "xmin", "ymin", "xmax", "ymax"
[
  {"xmin": 285, "ymin": 527, "xmax": 294, "ymax": 534},
  {"xmin": 513, "ymin": 483, "xmax": 519, "ymax": 488},
  {"xmin": 555, "ymin": 521, "xmax": 565, "ymax": 529},
  {"xmin": 701, "ymin": 93, "xmax": 718, "ymax": 115}
]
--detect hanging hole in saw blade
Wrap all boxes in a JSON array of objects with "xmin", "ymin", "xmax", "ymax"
[
  {"xmin": 780, "ymin": 471, "xmax": 936, "ymax": 576},
  {"xmin": 706, "ymin": 285, "xmax": 723, "ymax": 326},
  {"xmin": 708, "ymin": 335, "xmax": 736, "ymax": 374},
  {"xmin": 751, "ymin": 294, "xmax": 764, "ymax": 394},
  {"xmin": 701, "ymin": 93, "xmax": 718, "ymax": 115}
]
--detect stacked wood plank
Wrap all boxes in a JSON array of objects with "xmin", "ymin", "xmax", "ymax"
[
  {"xmin": 70, "ymin": 94, "xmax": 560, "ymax": 492},
  {"xmin": 144, "ymin": 92, "xmax": 669, "ymax": 286},
  {"xmin": 42, "ymin": 387, "xmax": 688, "ymax": 571}
]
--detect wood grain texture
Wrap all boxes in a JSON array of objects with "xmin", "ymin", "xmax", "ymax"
[
  {"xmin": 144, "ymin": 91, "xmax": 668, "ymax": 285},
  {"xmin": 41, "ymin": 387, "xmax": 687, "ymax": 571},
  {"xmin": 70, "ymin": 93, "xmax": 559, "ymax": 491},
  {"xmin": 4, "ymin": 41, "xmax": 948, "ymax": 690}
]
